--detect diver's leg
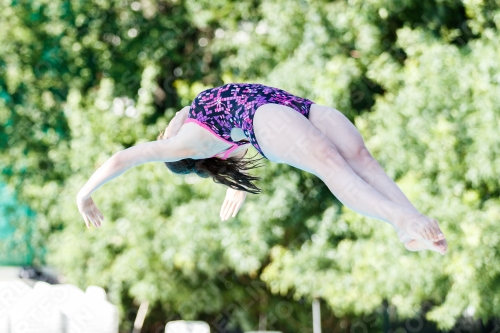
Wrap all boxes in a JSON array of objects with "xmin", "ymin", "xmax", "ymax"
[
  {"xmin": 308, "ymin": 105, "xmax": 446, "ymax": 253},
  {"xmin": 309, "ymin": 105, "xmax": 417, "ymax": 212},
  {"xmin": 253, "ymin": 104, "xmax": 440, "ymax": 243}
]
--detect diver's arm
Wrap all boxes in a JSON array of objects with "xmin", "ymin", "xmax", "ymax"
[
  {"xmin": 77, "ymin": 135, "xmax": 196, "ymax": 199},
  {"xmin": 219, "ymin": 147, "xmax": 249, "ymax": 221},
  {"xmin": 77, "ymin": 152, "xmax": 124, "ymax": 200}
]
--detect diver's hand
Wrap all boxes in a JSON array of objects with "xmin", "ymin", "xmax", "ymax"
[
  {"xmin": 220, "ymin": 188, "xmax": 247, "ymax": 221},
  {"xmin": 77, "ymin": 193, "xmax": 104, "ymax": 228}
]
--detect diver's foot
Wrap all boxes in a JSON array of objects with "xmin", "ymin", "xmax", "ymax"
[
  {"xmin": 395, "ymin": 211, "xmax": 445, "ymax": 243},
  {"xmin": 404, "ymin": 238, "xmax": 448, "ymax": 255}
]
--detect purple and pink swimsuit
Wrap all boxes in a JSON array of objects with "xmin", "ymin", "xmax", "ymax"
[{"xmin": 185, "ymin": 83, "xmax": 315, "ymax": 160}]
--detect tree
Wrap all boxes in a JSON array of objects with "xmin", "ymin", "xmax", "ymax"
[{"xmin": 2, "ymin": 0, "xmax": 500, "ymax": 331}]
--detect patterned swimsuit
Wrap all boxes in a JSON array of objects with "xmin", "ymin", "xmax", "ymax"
[{"xmin": 185, "ymin": 83, "xmax": 315, "ymax": 159}]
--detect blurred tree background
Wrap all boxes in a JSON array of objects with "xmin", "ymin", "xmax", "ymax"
[{"xmin": 1, "ymin": 0, "xmax": 500, "ymax": 332}]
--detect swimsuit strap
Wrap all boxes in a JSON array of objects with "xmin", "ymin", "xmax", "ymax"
[{"xmin": 213, "ymin": 144, "xmax": 244, "ymax": 160}]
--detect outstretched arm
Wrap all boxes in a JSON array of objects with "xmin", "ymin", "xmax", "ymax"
[
  {"xmin": 77, "ymin": 136, "xmax": 196, "ymax": 227},
  {"xmin": 78, "ymin": 137, "xmax": 195, "ymax": 198},
  {"xmin": 77, "ymin": 152, "xmax": 125, "ymax": 202}
]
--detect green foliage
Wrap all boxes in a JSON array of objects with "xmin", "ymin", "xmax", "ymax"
[
  {"xmin": 0, "ymin": 183, "xmax": 35, "ymax": 265},
  {"xmin": 1, "ymin": 0, "xmax": 500, "ymax": 331}
]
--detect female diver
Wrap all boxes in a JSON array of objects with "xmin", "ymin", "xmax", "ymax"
[{"xmin": 77, "ymin": 83, "xmax": 448, "ymax": 255}]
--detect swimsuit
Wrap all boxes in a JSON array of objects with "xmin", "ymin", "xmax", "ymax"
[{"xmin": 185, "ymin": 83, "xmax": 315, "ymax": 159}]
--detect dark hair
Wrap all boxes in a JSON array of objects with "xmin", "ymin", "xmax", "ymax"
[{"xmin": 157, "ymin": 129, "xmax": 263, "ymax": 194}]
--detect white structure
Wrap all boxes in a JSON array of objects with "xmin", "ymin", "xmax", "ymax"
[
  {"xmin": 166, "ymin": 320, "xmax": 210, "ymax": 333},
  {"xmin": 10, "ymin": 281, "xmax": 65, "ymax": 333},
  {"xmin": 312, "ymin": 298, "xmax": 321, "ymax": 333},
  {"xmin": 63, "ymin": 286, "xmax": 119, "ymax": 333},
  {"xmin": 0, "ymin": 279, "xmax": 118, "ymax": 333},
  {"xmin": 0, "ymin": 280, "xmax": 32, "ymax": 333}
]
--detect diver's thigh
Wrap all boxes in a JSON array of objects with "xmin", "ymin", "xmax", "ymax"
[
  {"xmin": 253, "ymin": 104, "xmax": 337, "ymax": 174},
  {"xmin": 308, "ymin": 104, "xmax": 367, "ymax": 159}
]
